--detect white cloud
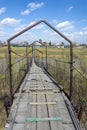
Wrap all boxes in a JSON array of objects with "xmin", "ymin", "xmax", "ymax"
[
  {"xmin": 63, "ymin": 30, "xmax": 87, "ymax": 43},
  {"xmin": 67, "ymin": 6, "xmax": 73, "ymax": 12},
  {"xmin": 43, "ymin": 29, "xmax": 49, "ymax": 34},
  {"xmin": 43, "ymin": 30, "xmax": 58, "ymax": 37},
  {"xmin": 21, "ymin": 9, "xmax": 30, "ymax": 15},
  {"xmin": 0, "ymin": 7, "xmax": 6, "ymax": 15},
  {"xmin": 0, "ymin": 18, "xmax": 21, "ymax": 27},
  {"xmin": 52, "ymin": 19, "xmax": 58, "ymax": 24},
  {"xmin": 0, "ymin": 17, "xmax": 87, "ymax": 44},
  {"xmin": 82, "ymin": 26, "xmax": 87, "ymax": 31},
  {"xmin": 0, "ymin": 31, "xmax": 7, "ymax": 37},
  {"xmin": 56, "ymin": 21, "xmax": 74, "ymax": 31},
  {"xmin": 21, "ymin": 2, "xmax": 44, "ymax": 15},
  {"xmin": 28, "ymin": 21, "xmax": 36, "ymax": 26},
  {"xmin": 14, "ymin": 24, "xmax": 27, "ymax": 32},
  {"xmin": 27, "ymin": 2, "xmax": 44, "ymax": 11},
  {"xmin": 57, "ymin": 21, "xmax": 71, "ymax": 28}
]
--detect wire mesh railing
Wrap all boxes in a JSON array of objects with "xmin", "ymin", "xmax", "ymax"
[
  {"xmin": 9, "ymin": 46, "xmax": 32, "ymax": 97},
  {"xmin": 0, "ymin": 47, "xmax": 9, "ymax": 130},
  {"xmin": 34, "ymin": 46, "xmax": 87, "ymax": 128},
  {"xmin": 0, "ymin": 46, "xmax": 32, "ymax": 129}
]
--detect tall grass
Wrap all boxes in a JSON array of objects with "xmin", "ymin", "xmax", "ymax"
[
  {"xmin": 36, "ymin": 46, "xmax": 87, "ymax": 127},
  {"xmin": 0, "ymin": 46, "xmax": 32, "ymax": 129}
]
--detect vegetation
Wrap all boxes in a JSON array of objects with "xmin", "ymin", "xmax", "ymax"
[
  {"xmin": 35, "ymin": 46, "xmax": 87, "ymax": 128},
  {"xmin": 0, "ymin": 46, "xmax": 32, "ymax": 130},
  {"xmin": 0, "ymin": 46, "xmax": 87, "ymax": 129}
]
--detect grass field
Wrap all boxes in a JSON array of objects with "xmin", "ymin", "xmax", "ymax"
[
  {"xmin": 0, "ymin": 46, "xmax": 87, "ymax": 76},
  {"xmin": 0, "ymin": 46, "xmax": 87, "ymax": 58},
  {"xmin": 0, "ymin": 46, "xmax": 87, "ymax": 128}
]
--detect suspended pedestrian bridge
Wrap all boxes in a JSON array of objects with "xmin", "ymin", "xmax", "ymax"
[
  {"xmin": 5, "ymin": 56, "xmax": 81, "ymax": 130},
  {"xmin": 0, "ymin": 20, "xmax": 86, "ymax": 130}
]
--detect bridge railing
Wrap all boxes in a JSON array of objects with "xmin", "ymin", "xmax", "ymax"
[
  {"xmin": 8, "ymin": 46, "xmax": 32, "ymax": 97},
  {"xmin": 34, "ymin": 46, "xmax": 87, "ymax": 128},
  {"xmin": 48, "ymin": 58, "xmax": 70, "ymax": 94},
  {"xmin": 72, "ymin": 47, "xmax": 87, "ymax": 128},
  {"xmin": 0, "ymin": 45, "xmax": 32, "ymax": 130},
  {"xmin": 0, "ymin": 47, "xmax": 9, "ymax": 129}
]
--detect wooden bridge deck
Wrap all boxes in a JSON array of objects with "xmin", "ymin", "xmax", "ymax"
[{"xmin": 5, "ymin": 60, "xmax": 79, "ymax": 130}]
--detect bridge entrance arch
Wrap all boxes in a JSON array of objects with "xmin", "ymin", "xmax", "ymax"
[{"xmin": 7, "ymin": 20, "xmax": 73, "ymax": 102}]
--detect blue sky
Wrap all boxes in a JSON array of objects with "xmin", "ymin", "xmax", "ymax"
[{"xmin": 0, "ymin": 0, "xmax": 87, "ymax": 44}]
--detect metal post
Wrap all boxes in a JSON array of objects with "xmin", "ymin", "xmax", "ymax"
[
  {"xmin": 7, "ymin": 40, "xmax": 13, "ymax": 103},
  {"xmin": 70, "ymin": 42, "xmax": 73, "ymax": 101},
  {"xmin": 26, "ymin": 44, "xmax": 28, "ymax": 71},
  {"xmin": 55, "ymin": 60, "xmax": 57, "ymax": 78},
  {"xmin": 46, "ymin": 45, "xmax": 48, "ymax": 70},
  {"xmin": 32, "ymin": 44, "xmax": 34, "ymax": 59},
  {"xmin": 42, "ymin": 52, "xmax": 43, "ymax": 67}
]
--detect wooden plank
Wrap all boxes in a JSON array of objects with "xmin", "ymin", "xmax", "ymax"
[
  {"xmin": 37, "ymin": 89, "xmax": 50, "ymax": 130},
  {"xmin": 56, "ymin": 93, "xmax": 74, "ymax": 124},
  {"xmin": 46, "ymin": 92, "xmax": 63, "ymax": 130},
  {"xmin": 26, "ymin": 89, "xmax": 36, "ymax": 130},
  {"xmin": 53, "ymin": 90, "xmax": 60, "ymax": 93},
  {"xmin": 15, "ymin": 94, "xmax": 28, "ymax": 123},
  {"xmin": 29, "ymin": 88, "xmax": 53, "ymax": 90},
  {"xmin": 26, "ymin": 117, "xmax": 62, "ymax": 122},
  {"xmin": 30, "ymin": 92, "xmax": 54, "ymax": 95},
  {"xmin": 30, "ymin": 102, "xmax": 56, "ymax": 105},
  {"xmin": 13, "ymin": 124, "xmax": 25, "ymax": 130}
]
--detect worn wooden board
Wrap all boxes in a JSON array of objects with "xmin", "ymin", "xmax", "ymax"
[
  {"xmin": 29, "ymin": 88, "xmax": 53, "ymax": 90},
  {"xmin": 46, "ymin": 92, "xmax": 63, "ymax": 130},
  {"xmin": 30, "ymin": 102, "xmax": 56, "ymax": 105},
  {"xmin": 37, "ymin": 89, "xmax": 50, "ymax": 130},
  {"xmin": 30, "ymin": 92, "xmax": 54, "ymax": 95},
  {"xmin": 26, "ymin": 90, "xmax": 37, "ymax": 130}
]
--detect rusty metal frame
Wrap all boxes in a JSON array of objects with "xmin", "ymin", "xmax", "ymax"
[
  {"xmin": 7, "ymin": 20, "xmax": 73, "ymax": 102},
  {"xmin": 34, "ymin": 48, "xmax": 43, "ymax": 66},
  {"xmin": 32, "ymin": 40, "xmax": 47, "ymax": 70},
  {"xmin": 26, "ymin": 44, "xmax": 28, "ymax": 71}
]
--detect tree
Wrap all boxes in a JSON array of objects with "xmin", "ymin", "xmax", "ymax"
[
  {"xmin": 60, "ymin": 42, "xmax": 64, "ymax": 46},
  {"xmin": 49, "ymin": 41, "xmax": 52, "ymax": 46},
  {"xmin": 39, "ymin": 39, "xmax": 42, "ymax": 44},
  {"xmin": 72, "ymin": 42, "xmax": 77, "ymax": 47}
]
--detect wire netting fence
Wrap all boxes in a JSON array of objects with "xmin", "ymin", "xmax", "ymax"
[
  {"xmin": 0, "ymin": 46, "xmax": 32, "ymax": 129},
  {"xmin": 34, "ymin": 46, "xmax": 87, "ymax": 128},
  {"xmin": 0, "ymin": 47, "xmax": 9, "ymax": 130}
]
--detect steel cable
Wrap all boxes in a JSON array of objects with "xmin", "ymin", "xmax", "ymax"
[{"xmin": 73, "ymin": 65, "xmax": 87, "ymax": 80}]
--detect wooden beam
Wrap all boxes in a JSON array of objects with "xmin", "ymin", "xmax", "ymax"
[
  {"xmin": 30, "ymin": 92, "xmax": 54, "ymax": 95},
  {"xmin": 26, "ymin": 117, "xmax": 62, "ymax": 122},
  {"xmin": 30, "ymin": 102, "xmax": 56, "ymax": 105}
]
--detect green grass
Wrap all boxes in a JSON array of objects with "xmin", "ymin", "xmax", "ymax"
[
  {"xmin": 0, "ymin": 46, "xmax": 87, "ymax": 59},
  {"xmin": 0, "ymin": 46, "xmax": 87, "ymax": 128}
]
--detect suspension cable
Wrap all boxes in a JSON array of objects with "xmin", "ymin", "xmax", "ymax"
[
  {"xmin": 0, "ymin": 66, "xmax": 9, "ymax": 79},
  {"xmin": 11, "ymin": 50, "xmax": 25, "ymax": 57},
  {"xmin": 73, "ymin": 65, "xmax": 87, "ymax": 80}
]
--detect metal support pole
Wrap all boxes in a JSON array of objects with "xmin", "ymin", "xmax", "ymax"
[
  {"xmin": 42, "ymin": 53, "xmax": 43, "ymax": 67},
  {"xmin": 70, "ymin": 42, "xmax": 73, "ymax": 101},
  {"xmin": 32, "ymin": 44, "xmax": 34, "ymax": 59},
  {"xmin": 26, "ymin": 44, "xmax": 28, "ymax": 71},
  {"xmin": 55, "ymin": 60, "xmax": 57, "ymax": 78},
  {"xmin": 7, "ymin": 40, "xmax": 13, "ymax": 103},
  {"xmin": 46, "ymin": 45, "xmax": 48, "ymax": 70}
]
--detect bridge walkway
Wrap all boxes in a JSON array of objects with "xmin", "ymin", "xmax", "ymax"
[{"xmin": 5, "ymin": 59, "xmax": 77, "ymax": 130}]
